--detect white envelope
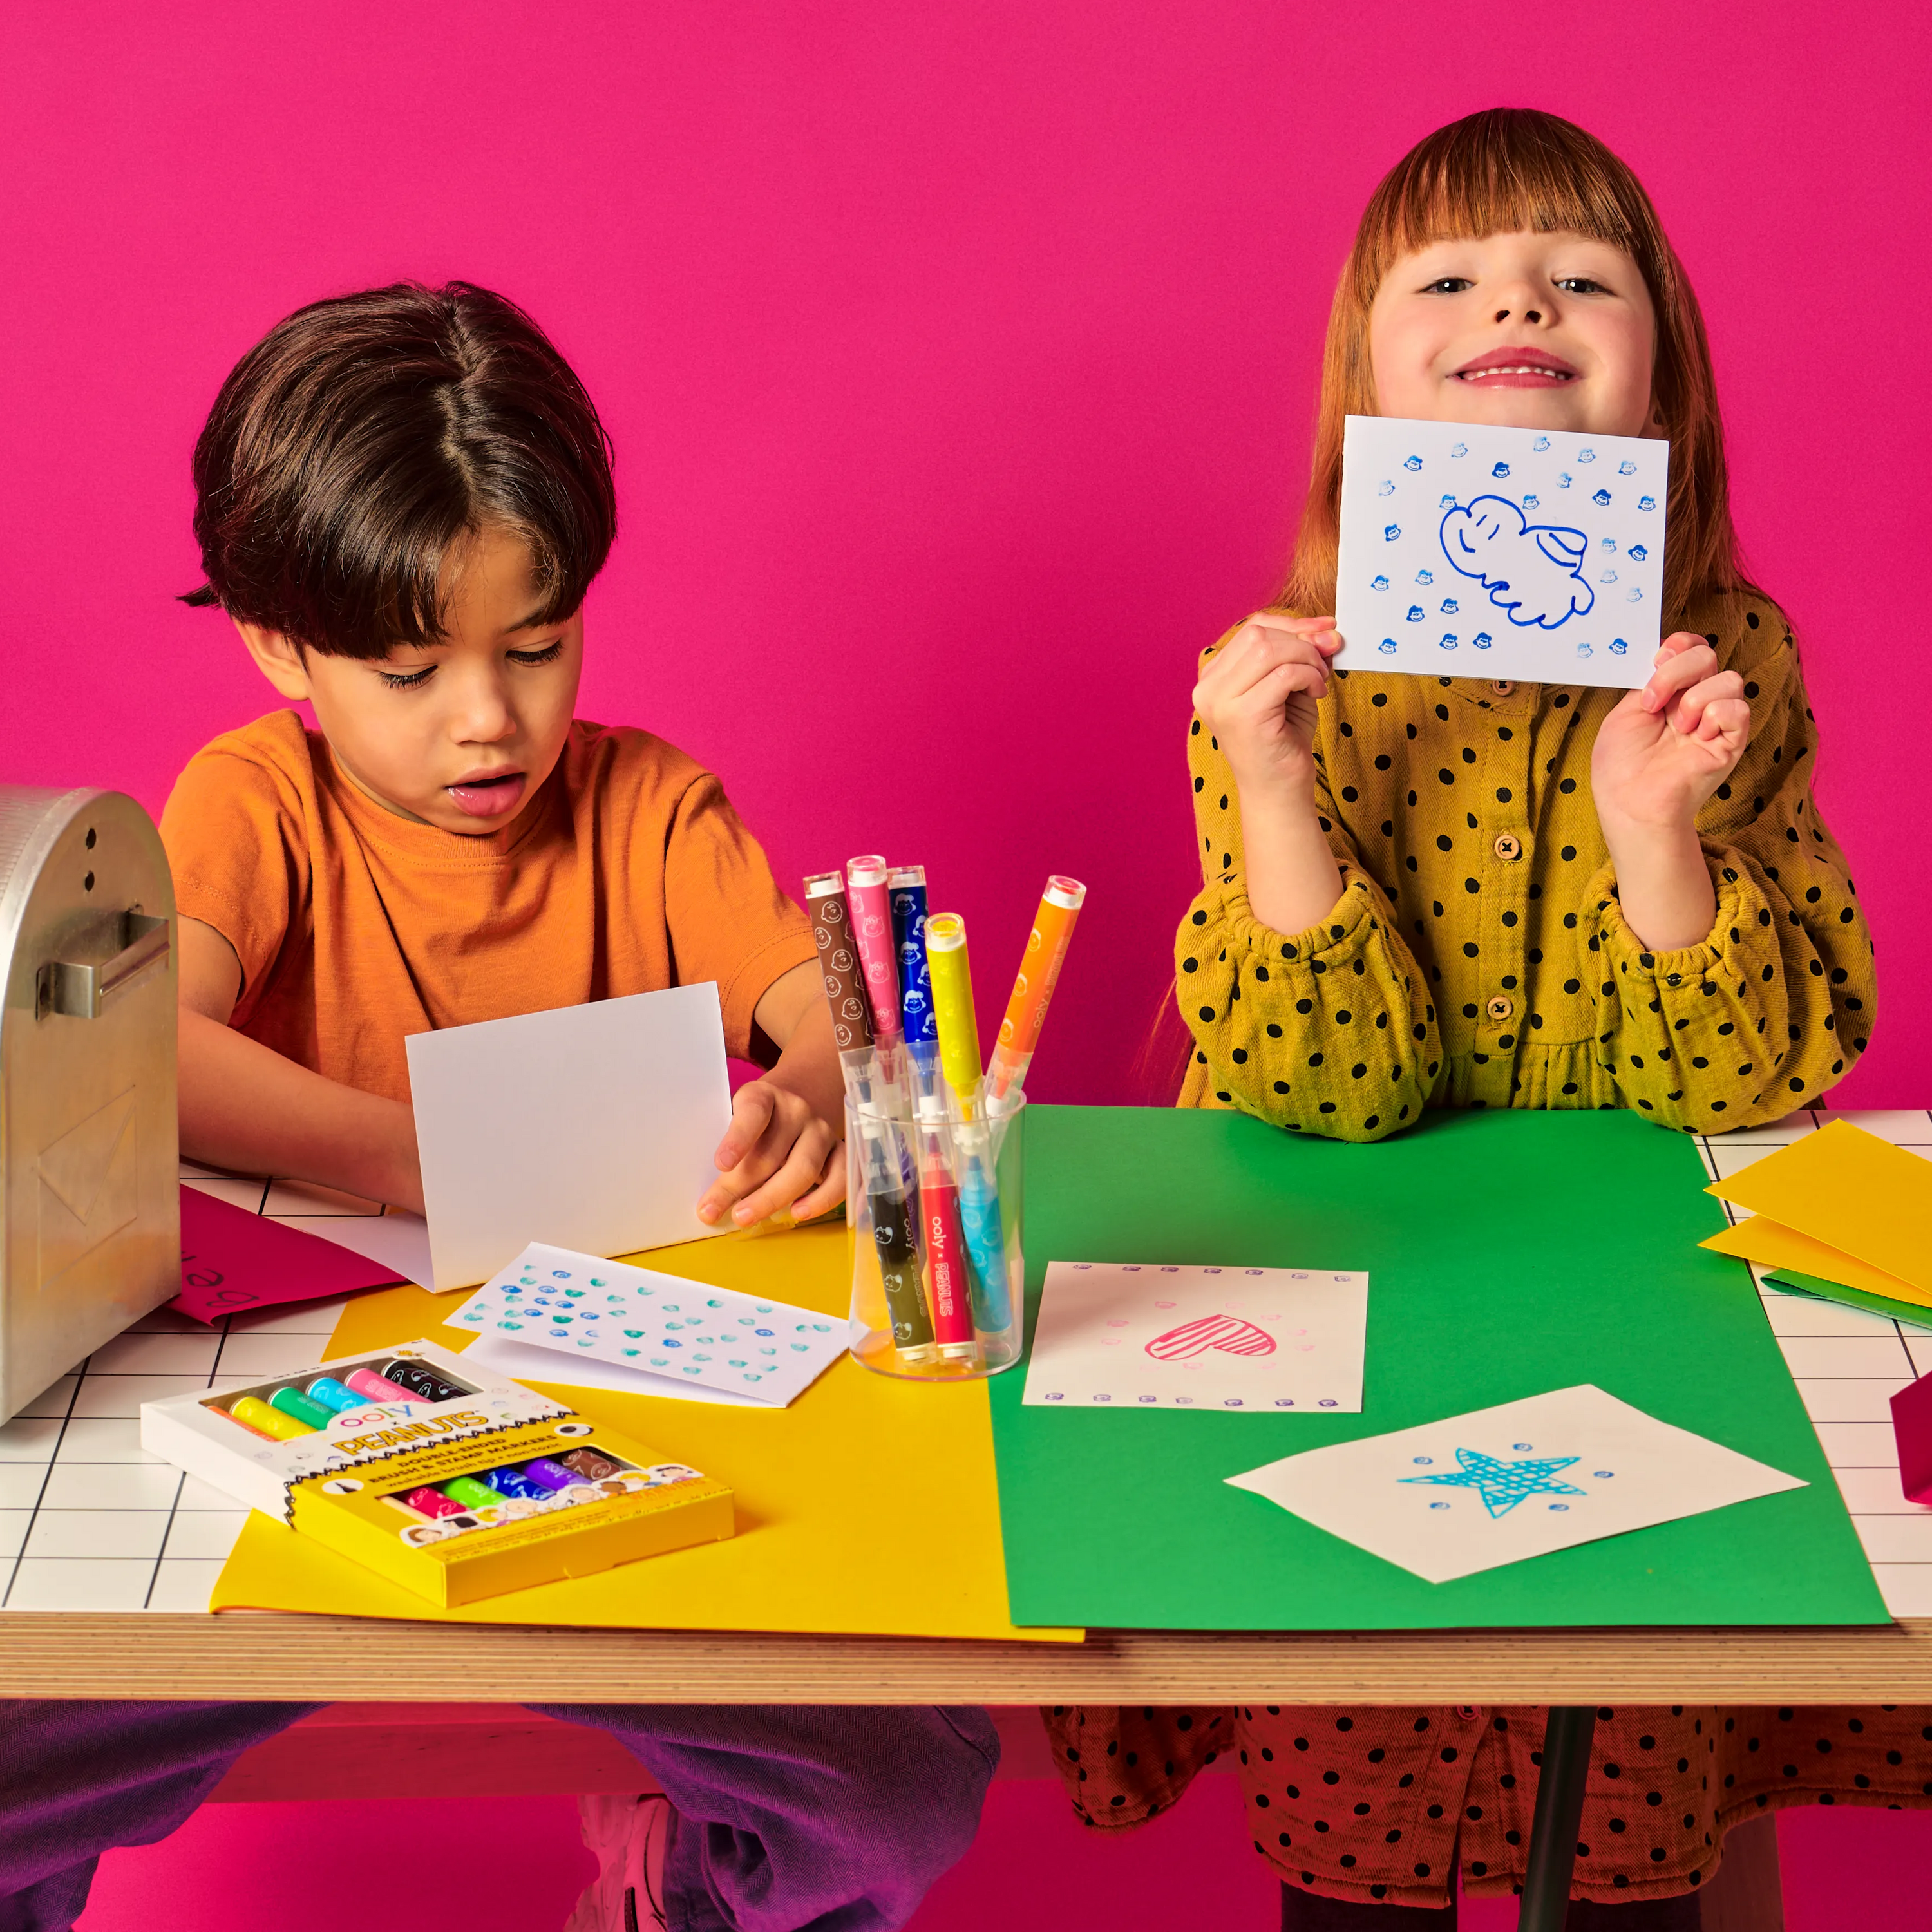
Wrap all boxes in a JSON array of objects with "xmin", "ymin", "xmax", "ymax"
[
  {"xmin": 406, "ymin": 983, "xmax": 734, "ymax": 1289},
  {"xmin": 1023, "ymin": 1261, "xmax": 1368, "ymax": 1412},
  {"xmin": 1227, "ymin": 1384, "xmax": 1804, "ymax": 1583},
  {"xmin": 448, "ymin": 1241, "xmax": 848, "ymax": 1408},
  {"xmin": 1334, "ymin": 416, "xmax": 1670, "ymax": 688}
]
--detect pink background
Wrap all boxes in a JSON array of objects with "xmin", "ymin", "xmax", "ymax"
[
  {"xmin": 71, "ymin": 1778, "xmax": 1932, "ymax": 1930},
  {"xmin": 4, "ymin": 2, "xmax": 1926, "ymax": 1108}
]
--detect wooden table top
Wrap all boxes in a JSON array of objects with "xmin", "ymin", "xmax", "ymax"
[{"xmin": 8, "ymin": 1613, "xmax": 1932, "ymax": 1704}]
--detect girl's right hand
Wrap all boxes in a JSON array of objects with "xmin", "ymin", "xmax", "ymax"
[{"xmin": 1191, "ymin": 614, "xmax": 1343, "ymax": 801}]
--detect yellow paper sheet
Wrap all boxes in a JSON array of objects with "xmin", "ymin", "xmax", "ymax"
[
  {"xmin": 213, "ymin": 1222, "xmax": 1079, "ymax": 1642},
  {"xmin": 1699, "ymin": 1215, "xmax": 1932, "ymax": 1309},
  {"xmin": 1705, "ymin": 1121, "xmax": 1932, "ymax": 1297}
]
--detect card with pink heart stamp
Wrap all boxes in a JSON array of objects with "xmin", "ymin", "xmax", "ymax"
[{"xmin": 1021, "ymin": 1262, "xmax": 1368, "ymax": 1413}]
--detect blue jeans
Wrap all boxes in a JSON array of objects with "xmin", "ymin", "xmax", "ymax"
[{"xmin": 0, "ymin": 1699, "xmax": 998, "ymax": 1932}]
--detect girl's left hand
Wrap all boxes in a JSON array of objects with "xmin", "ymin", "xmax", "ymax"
[
  {"xmin": 697, "ymin": 1079, "xmax": 845, "ymax": 1229},
  {"xmin": 1590, "ymin": 632, "xmax": 1752, "ymax": 834}
]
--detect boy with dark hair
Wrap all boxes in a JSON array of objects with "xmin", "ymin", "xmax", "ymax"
[{"xmin": 0, "ymin": 282, "xmax": 996, "ymax": 1932}]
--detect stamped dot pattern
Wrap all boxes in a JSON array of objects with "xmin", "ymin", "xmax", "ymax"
[{"xmin": 449, "ymin": 1240, "xmax": 849, "ymax": 1408}]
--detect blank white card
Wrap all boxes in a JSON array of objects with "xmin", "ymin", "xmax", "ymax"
[{"xmin": 406, "ymin": 983, "xmax": 734, "ymax": 1290}]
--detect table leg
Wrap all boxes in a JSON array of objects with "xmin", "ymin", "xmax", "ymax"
[{"xmin": 1517, "ymin": 1705, "xmax": 1597, "ymax": 1932}]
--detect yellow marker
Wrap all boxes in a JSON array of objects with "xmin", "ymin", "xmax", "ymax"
[
  {"xmin": 230, "ymin": 1394, "xmax": 314, "ymax": 1441},
  {"xmin": 924, "ymin": 913, "xmax": 983, "ymax": 1119}
]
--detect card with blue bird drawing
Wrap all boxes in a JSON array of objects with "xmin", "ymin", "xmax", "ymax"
[{"xmin": 1334, "ymin": 417, "xmax": 1670, "ymax": 688}]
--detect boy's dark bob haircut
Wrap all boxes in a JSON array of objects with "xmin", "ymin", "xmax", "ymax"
[{"xmin": 184, "ymin": 281, "xmax": 616, "ymax": 658}]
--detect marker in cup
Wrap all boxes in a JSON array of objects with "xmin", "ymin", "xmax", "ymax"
[
  {"xmin": 855, "ymin": 1104, "xmax": 937, "ymax": 1363},
  {"xmin": 845, "ymin": 857, "xmax": 902, "ymax": 1080},
  {"xmin": 913, "ymin": 1097, "xmax": 983, "ymax": 1365},
  {"xmin": 923, "ymin": 913, "xmax": 983, "ymax": 1121},
  {"xmin": 889, "ymin": 865, "xmax": 940, "ymax": 1103},
  {"xmin": 987, "ymin": 876, "xmax": 1086, "ymax": 1100}
]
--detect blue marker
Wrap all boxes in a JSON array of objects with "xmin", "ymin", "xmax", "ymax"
[
  {"xmin": 486, "ymin": 1466, "xmax": 553, "ymax": 1501},
  {"xmin": 890, "ymin": 865, "xmax": 940, "ymax": 1101},
  {"xmin": 305, "ymin": 1376, "xmax": 368, "ymax": 1414},
  {"xmin": 956, "ymin": 1122, "xmax": 1014, "ymax": 1334}
]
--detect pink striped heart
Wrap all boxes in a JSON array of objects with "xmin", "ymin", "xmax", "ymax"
[{"xmin": 1144, "ymin": 1314, "xmax": 1276, "ymax": 1360}]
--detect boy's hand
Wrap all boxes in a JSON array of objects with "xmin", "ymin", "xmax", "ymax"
[
  {"xmin": 1191, "ymin": 614, "xmax": 1343, "ymax": 803},
  {"xmin": 1592, "ymin": 632, "xmax": 1751, "ymax": 835},
  {"xmin": 699, "ymin": 1078, "xmax": 844, "ymax": 1229}
]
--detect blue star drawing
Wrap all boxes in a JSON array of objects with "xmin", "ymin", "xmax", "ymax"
[{"xmin": 1400, "ymin": 1448, "xmax": 1587, "ymax": 1518}]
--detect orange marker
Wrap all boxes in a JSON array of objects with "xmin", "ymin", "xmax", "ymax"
[{"xmin": 987, "ymin": 877, "xmax": 1086, "ymax": 1099}]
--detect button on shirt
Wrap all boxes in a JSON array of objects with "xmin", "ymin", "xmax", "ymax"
[{"xmin": 1175, "ymin": 592, "xmax": 1875, "ymax": 1140}]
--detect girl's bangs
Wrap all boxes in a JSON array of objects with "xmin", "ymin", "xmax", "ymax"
[{"xmin": 1355, "ymin": 137, "xmax": 1649, "ymax": 300}]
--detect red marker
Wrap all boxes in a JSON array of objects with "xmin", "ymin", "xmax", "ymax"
[{"xmin": 914, "ymin": 1099, "xmax": 983, "ymax": 1365}]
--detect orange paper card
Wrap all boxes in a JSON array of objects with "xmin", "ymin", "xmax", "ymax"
[
  {"xmin": 1705, "ymin": 1122, "xmax": 1932, "ymax": 1300},
  {"xmin": 1699, "ymin": 1216, "xmax": 1932, "ymax": 1309}
]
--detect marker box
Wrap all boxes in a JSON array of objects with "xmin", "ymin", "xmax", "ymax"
[{"xmin": 138, "ymin": 1338, "xmax": 734, "ymax": 1605}]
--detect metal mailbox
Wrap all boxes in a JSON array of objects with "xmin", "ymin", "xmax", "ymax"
[{"xmin": 0, "ymin": 786, "xmax": 180, "ymax": 1423}]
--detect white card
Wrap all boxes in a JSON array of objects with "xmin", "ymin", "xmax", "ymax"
[
  {"xmin": 278, "ymin": 1209, "xmax": 433, "ymax": 1289},
  {"xmin": 1022, "ymin": 1261, "xmax": 1368, "ymax": 1412},
  {"xmin": 461, "ymin": 1331, "xmax": 768, "ymax": 1407},
  {"xmin": 1226, "ymin": 1383, "xmax": 1804, "ymax": 1583},
  {"xmin": 1334, "ymin": 415, "xmax": 1670, "ymax": 688},
  {"xmin": 447, "ymin": 1241, "xmax": 848, "ymax": 1407},
  {"xmin": 406, "ymin": 983, "xmax": 734, "ymax": 1289}
]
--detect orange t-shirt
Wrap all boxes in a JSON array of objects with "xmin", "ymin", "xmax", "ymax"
[{"xmin": 159, "ymin": 710, "xmax": 817, "ymax": 1103}]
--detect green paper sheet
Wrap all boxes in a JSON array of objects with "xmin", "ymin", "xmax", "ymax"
[
  {"xmin": 991, "ymin": 1107, "xmax": 1887, "ymax": 1630},
  {"xmin": 1765, "ymin": 1267, "xmax": 1932, "ymax": 1333}
]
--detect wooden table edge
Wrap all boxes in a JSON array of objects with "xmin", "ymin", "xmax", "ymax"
[{"xmin": 9, "ymin": 1614, "xmax": 1932, "ymax": 1702}]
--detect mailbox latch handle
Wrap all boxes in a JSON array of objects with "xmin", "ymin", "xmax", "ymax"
[{"xmin": 39, "ymin": 911, "xmax": 171, "ymax": 1020}]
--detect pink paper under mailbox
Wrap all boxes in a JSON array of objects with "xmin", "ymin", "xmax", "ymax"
[{"xmin": 176, "ymin": 1186, "xmax": 402, "ymax": 1322}]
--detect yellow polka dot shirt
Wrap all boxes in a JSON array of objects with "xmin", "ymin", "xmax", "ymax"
[{"xmin": 1176, "ymin": 591, "xmax": 1875, "ymax": 1139}]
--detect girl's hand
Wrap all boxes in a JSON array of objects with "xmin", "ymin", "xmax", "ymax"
[
  {"xmin": 1591, "ymin": 632, "xmax": 1751, "ymax": 835},
  {"xmin": 697, "ymin": 1078, "xmax": 845, "ymax": 1229},
  {"xmin": 1191, "ymin": 614, "xmax": 1343, "ymax": 802}
]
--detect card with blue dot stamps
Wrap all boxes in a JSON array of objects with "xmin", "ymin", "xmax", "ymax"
[
  {"xmin": 1021, "ymin": 1261, "xmax": 1368, "ymax": 1413},
  {"xmin": 448, "ymin": 1242, "xmax": 848, "ymax": 1409},
  {"xmin": 1333, "ymin": 415, "xmax": 1670, "ymax": 689},
  {"xmin": 1226, "ymin": 1383, "xmax": 1804, "ymax": 1583}
]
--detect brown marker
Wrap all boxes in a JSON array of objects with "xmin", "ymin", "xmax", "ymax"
[{"xmin": 804, "ymin": 871, "xmax": 876, "ymax": 1054}]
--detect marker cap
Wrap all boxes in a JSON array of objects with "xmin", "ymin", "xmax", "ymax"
[
  {"xmin": 845, "ymin": 856, "xmax": 903, "ymax": 1047},
  {"xmin": 805, "ymin": 871, "xmax": 875, "ymax": 1051},
  {"xmin": 925, "ymin": 913, "xmax": 983, "ymax": 1106}
]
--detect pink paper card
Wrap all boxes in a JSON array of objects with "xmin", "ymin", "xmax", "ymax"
[
  {"xmin": 1891, "ymin": 1371, "xmax": 1932, "ymax": 1506},
  {"xmin": 175, "ymin": 1186, "xmax": 402, "ymax": 1322}
]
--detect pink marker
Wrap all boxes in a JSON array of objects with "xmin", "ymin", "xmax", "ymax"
[
  {"xmin": 343, "ymin": 1367, "xmax": 412, "ymax": 1404},
  {"xmin": 845, "ymin": 857, "xmax": 903, "ymax": 1061}
]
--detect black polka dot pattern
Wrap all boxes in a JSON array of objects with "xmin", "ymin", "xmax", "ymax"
[
  {"xmin": 1173, "ymin": 593, "xmax": 1873, "ymax": 1139},
  {"xmin": 1041, "ymin": 1700, "xmax": 1932, "ymax": 1911}
]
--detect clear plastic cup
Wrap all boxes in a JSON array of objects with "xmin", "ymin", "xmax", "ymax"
[{"xmin": 846, "ymin": 1088, "xmax": 1024, "ymax": 1381}]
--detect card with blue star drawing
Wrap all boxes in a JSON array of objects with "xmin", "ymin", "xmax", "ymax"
[{"xmin": 1225, "ymin": 1385, "xmax": 1805, "ymax": 1583}]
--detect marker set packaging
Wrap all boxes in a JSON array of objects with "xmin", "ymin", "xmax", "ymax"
[{"xmin": 138, "ymin": 1338, "xmax": 734, "ymax": 1605}]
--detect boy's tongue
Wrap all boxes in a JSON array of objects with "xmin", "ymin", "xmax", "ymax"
[{"xmin": 448, "ymin": 772, "xmax": 526, "ymax": 818}]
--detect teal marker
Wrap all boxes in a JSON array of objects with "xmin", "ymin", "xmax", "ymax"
[
  {"xmin": 305, "ymin": 1376, "xmax": 366, "ymax": 1414},
  {"xmin": 269, "ymin": 1386, "xmax": 335, "ymax": 1430},
  {"xmin": 957, "ymin": 1133, "xmax": 1012, "ymax": 1333}
]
